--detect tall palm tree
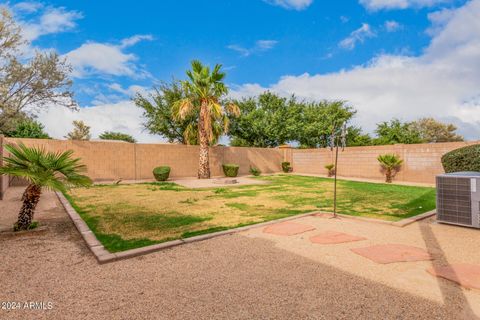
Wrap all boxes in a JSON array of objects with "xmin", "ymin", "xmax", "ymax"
[
  {"xmin": 0, "ymin": 143, "xmax": 92, "ymax": 231},
  {"xmin": 174, "ymin": 60, "xmax": 239, "ymax": 179}
]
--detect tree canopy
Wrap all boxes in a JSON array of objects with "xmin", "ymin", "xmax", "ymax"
[
  {"xmin": 6, "ymin": 119, "xmax": 51, "ymax": 139},
  {"xmin": 99, "ymin": 131, "xmax": 136, "ymax": 143},
  {"xmin": 409, "ymin": 117, "xmax": 463, "ymax": 143},
  {"xmin": 0, "ymin": 8, "xmax": 75, "ymax": 134},
  {"xmin": 227, "ymin": 92, "xmax": 356, "ymax": 148},
  {"xmin": 65, "ymin": 120, "xmax": 91, "ymax": 141}
]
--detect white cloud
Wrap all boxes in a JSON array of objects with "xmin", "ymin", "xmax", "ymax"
[
  {"xmin": 64, "ymin": 35, "xmax": 153, "ymax": 78},
  {"xmin": 13, "ymin": 2, "xmax": 43, "ymax": 13},
  {"xmin": 359, "ymin": 0, "xmax": 452, "ymax": 11},
  {"xmin": 384, "ymin": 20, "xmax": 402, "ymax": 32},
  {"xmin": 230, "ymin": 0, "xmax": 480, "ymax": 140},
  {"xmin": 228, "ymin": 39, "xmax": 278, "ymax": 57},
  {"xmin": 426, "ymin": 8, "xmax": 455, "ymax": 35},
  {"xmin": 263, "ymin": 0, "xmax": 313, "ymax": 10},
  {"xmin": 120, "ymin": 34, "xmax": 154, "ymax": 48},
  {"xmin": 37, "ymin": 101, "xmax": 161, "ymax": 143},
  {"xmin": 339, "ymin": 23, "xmax": 376, "ymax": 50},
  {"xmin": 21, "ymin": 6, "xmax": 83, "ymax": 41}
]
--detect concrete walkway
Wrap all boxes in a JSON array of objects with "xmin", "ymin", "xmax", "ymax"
[{"xmin": 1, "ymin": 186, "xmax": 479, "ymax": 319}]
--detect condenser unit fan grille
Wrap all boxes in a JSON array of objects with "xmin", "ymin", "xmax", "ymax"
[{"xmin": 436, "ymin": 176, "xmax": 472, "ymax": 225}]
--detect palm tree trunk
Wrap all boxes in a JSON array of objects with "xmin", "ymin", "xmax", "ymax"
[
  {"xmin": 198, "ymin": 101, "xmax": 210, "ymax": 179},
  {"xmin": 15, "ymin": 184, "xmax": 42, "ymax": 231},
  {"xmin": 385, "ymin": 169, "xmax": 392, "ymax": 183}
]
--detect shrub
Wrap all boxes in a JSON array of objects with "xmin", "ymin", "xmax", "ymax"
[
  {"xmin": 281, "ymin": 162, "xmax": 291, "ymax": 173},
  {"xmin": 377, "ymin": 154, "xmax": 403, "ymax": 183},
  {"xmin": 223, "ymin": 164, "xmax": 239, "ymax": 177},
  {"xmin": 153, "ymin": 166, "xmax": 171, "ymax": 181},
  {"xmin": 441, "ymin": 144, "xmax": 480, "ymax": 173},
  {"xmin": 325, "ymin": 164, "xmax": 335, "ymax": 177},
  {"xmin": 249, "ymin": 166, "xmax": 261, "ymax": 176}
]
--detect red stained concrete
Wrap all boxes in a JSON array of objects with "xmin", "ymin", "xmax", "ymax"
[
  {"xmin": 310, "ymin": 231, "xmax": 366, "ymax": 245},
  {"xmin": 427, "ymin": 264, "xmax": 480, "ymax": 290},
  {"xmin": 351, "ymin": 244, "xmax": 432, "ymax": 264},
  {"xmin": 263, "ymin": 221, "xmax": 315, "ymax": 236}
]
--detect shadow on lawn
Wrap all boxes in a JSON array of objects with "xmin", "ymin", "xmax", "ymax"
[{"xmin": 418, "ymin": 220, "xmax": 476, "ymax": 319}]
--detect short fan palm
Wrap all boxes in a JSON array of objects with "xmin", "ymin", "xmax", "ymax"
[
  {"xmin": 377, "ymin": 153, "xmax": 403, "ymax": 183},
  {"xmin": 0, "ymin": 143, "xmax": 92, "ymax": 231}
]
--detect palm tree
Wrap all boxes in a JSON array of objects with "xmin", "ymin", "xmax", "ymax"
[
  {"xmin": 377, "ymin": 153, "xmax": 403, "ymax": 183},
  {"xmin": 0, "ymin": 143, "xmax": 92, "ymax": 231},
  {"xmin": 174, "ymin": 60, "xmax": 239, "ymax": 179}
]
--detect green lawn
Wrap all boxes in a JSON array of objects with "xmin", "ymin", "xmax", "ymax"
[{"xmin": 65, "ymin": 174, "xmax": 436, "ymax": 252}]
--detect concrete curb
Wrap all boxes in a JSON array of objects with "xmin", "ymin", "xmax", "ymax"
[
  {"xmin": 311, "ymin": 210, "xmax": 436, "ymax": 227},
  {"xmin": 0, "ymin": 225, "xmax": 48, "ymax": 237},
  {"xmin": 56, "ymin": 191, "xmax": 319, "ymax": 264}
]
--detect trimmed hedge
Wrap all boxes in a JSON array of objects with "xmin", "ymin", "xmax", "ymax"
[
  {"xmin": 281, "ymin": 162, "xmax": 291, "ymax": 173},
  {"xmin": 153, "ymin": 166, "xmax": 171, "ymax": 181},
  {"xmin": 223, "ymin": 164, "xmax": 239, "ymax": 177},
  {"xmin": 441, "ymin": 144, "xmax": 480, "ymax": 173}
]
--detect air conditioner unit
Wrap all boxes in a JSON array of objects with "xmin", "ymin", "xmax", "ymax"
[{"xmin": 436, "ymin": 172, "xmax": 480, "ymax": 228}]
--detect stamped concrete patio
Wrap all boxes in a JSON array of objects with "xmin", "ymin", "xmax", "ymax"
[{"xmin": 1, "ymin": 186, "xmax": 480, "ymax": 319}]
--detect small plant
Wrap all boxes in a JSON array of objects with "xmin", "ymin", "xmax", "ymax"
[
  {"xmin": 249, "ymin": 166, "xmax": 261, "ymax": 176},
  {"xmin": 223, "ymin": 164, "xmax": 239, "ymax": 177},
  {"xmin": 153, "ymin": 166, "xmax": 171, "ymax": 181},
  {"xmin": 441, "ymin": 144, "xmax": 480, "ymax": 173},
  {"xmin": 377, "ymin": 154, "xmax": 403, "ymax": 183},
  {"xmin": 0, "ymin": 143, "xmax": 92, "ymax": 231},
  {"xmin": 325, "ymin": 164, "xmax": 335, "ymax": 177},
  {"xmin": 281, "ymin": 162, "xmax": 292, "ymax": 173}
]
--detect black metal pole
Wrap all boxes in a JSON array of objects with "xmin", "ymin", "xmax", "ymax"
[{"xmin": 333, "ymin": 138, "xmax": 339, "ymax": 218}]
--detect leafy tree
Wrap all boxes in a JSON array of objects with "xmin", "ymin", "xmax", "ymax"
[
  {"xmin": 229, "ymin": 92, "xmax": 300, "ymax": 148},
  {"xmin": 228, "ymin": 93, "xmax": 355, "ymax": 148},
  {"xmin": 373, "ymin": 119, "xmax": 422, "ymax": 145},
  {"xmin": 134, "ymin": 80, "xmax": 228, "ymax": 145},
  {"xmin": 99, "ymin": 131, "xmax": 136, "ymax": 143},
  {"xmin": 173, "ymin": 60, "xmax": 239, "ymax": 179},
  {"xmin": 65, "ymin": 120, "xmax": 91, "ymax": 141},
  {"xmin": 377, "ymin": 153, "xmax": 403, "ymax": 183},
  {"xmin": 6, "ymin": 119, "xmax": 51, "ymax": 139},
  {"xmin": 409, "ymin": 117, "xmax": 463, "ymax": 143},
  {"xmin": 0, "ymin": 9, "xmax": 75, "ymax": 134},
  {"xmin": 346, "ymin": 126, "xmax": 372, "ymax": 146},
  {"xmin": 0, "ymin": 143, "xmax": 91, "ymax": 231},
  {"xmin": 297, "ymin": 100, "xmax": 355, "ymax": 148}
]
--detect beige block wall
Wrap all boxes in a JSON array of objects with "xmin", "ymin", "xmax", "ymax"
[
  {"xmin": 0, "ymin": 135, "xmax": 8, "ymax": 199},
  {"xmin": 289, "ymin": 141, "xmax": 480, "ymax": 184},
  {"xmin": 2, "ymin": 138, "xmax": 284, "ymax": 182}
]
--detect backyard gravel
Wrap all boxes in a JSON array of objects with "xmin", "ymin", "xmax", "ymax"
[{"xmin": 0, "ymin": 187, "xmax": 479, "ymax": 320}]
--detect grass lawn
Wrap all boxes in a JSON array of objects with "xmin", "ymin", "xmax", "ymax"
[{"xmin": 65, "ymin": 174, "xmax": 436, "ymax": 252}]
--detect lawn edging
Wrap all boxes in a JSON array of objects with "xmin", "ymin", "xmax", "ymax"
[
  {"xmin": 56, "ymin": 191, "xmax": 318, "ymax": 264},
  {"xmin": 313, "ymin": 210, "xmax": 436, "ymax": 227}
]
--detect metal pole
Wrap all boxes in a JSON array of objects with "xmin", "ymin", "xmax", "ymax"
[{"xmin": 333, "ymin": 138, "xmax": 339, "ymax": 217}]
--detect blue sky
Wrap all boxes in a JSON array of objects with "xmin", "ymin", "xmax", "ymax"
[{"xmin": 5, "ymin": 0, "xmax": 480, "ymax": 141}]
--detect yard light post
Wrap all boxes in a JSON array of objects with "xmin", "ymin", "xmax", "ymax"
[{"xmin": 328, "ymin": 121, "xmax": 348, "ymax": 218}]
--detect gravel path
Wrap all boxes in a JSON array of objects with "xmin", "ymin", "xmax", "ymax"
[{"xmin": 0, "ymin": 188, "xmax": 478, "ymax": 319}]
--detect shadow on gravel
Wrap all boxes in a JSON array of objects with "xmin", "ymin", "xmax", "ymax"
[{"xmin": 418, "ymin": 220, "xmax": 477, "ymax": 319}]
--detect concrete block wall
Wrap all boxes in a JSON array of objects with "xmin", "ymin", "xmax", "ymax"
[
  {"xmin": 288, "ymin": 141, "xmax": 480, "ymax": 184},
  {"xmin": 2, "ymin": 138, "xmax": 285, "ymax": 183}
]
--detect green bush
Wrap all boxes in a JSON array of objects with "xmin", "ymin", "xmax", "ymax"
[
  {"xmin": 222, "ymin": 164, "xmax": 239, "ymax": 177},
  {"xmin": 153, "ymin": 166, "xmax": 171, "ymax": 181},
  {"xmin": 442, "ymin": 144, "xmax": 480, "ymax": 173},
  {"xmin": 281, "ymin": 162, "xmax": 291, "ymax": 173},
  {"xmin": 249, "ymin": 166, "xmax": 261, "ymax": 176},
  {"xmin": 324, "ymin": 164, "xmax": 335, "ymax": 177}
]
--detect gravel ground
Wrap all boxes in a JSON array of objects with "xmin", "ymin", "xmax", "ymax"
[{"xmin": 0, "ymin": 187, "xmax": 479, "ymax": 320}]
